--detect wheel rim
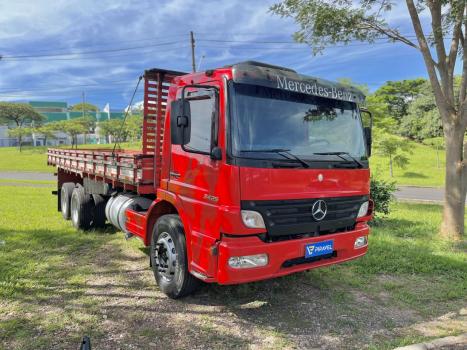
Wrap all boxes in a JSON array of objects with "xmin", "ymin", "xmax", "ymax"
[
  {"xmin": 71, "ymin": 195, "xmax": 79, "ymax": 226},
  {"xmin": 154, "ymin": 232, "xmax": 177, "ymax": 282}
]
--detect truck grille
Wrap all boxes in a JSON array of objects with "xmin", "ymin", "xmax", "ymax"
[{"xmin": 241, "ymin": 195, "xmax": 368, "ymax": 239}]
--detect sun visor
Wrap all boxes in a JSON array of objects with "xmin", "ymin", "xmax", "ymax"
[{"xmin": 231, "ymin": 63, "xmax": 365, "ymax": 104}]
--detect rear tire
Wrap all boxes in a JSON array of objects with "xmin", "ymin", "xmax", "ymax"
[
  {"xmin": 70, "ymin": 186, "xmax": 94, "ymax": 231},
  {"xmin": 60, "ymin": 182, "xmax": 75, "ymax": 220},
  {"xmin": 92, "ymin": 194, "xmax": 107, "ymax": 229},
  {"xmin": 150, "ymin": 214, "xmax": 200, "ymax": 299}
]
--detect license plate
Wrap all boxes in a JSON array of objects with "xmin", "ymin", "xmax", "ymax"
[{"xmin": 305, "ymin": 240, "xmax": 334, "ymax": 258}]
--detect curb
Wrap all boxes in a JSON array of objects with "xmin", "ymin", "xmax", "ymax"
[
  {"xmin": 393, "ymin": 334, "xmax": 467, "ymax": 350},
  {"xmin": 396, "ymin": 185, "xmax": 444, "ymax": 189}
]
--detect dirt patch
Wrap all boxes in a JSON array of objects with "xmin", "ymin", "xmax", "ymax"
[
  {"xmin": 36, "ymin": 240, "xmax": 425, "ymax": 350},
  {"xmin": 2, "ymin": 237, "xmax": 465, "ymax": 350}
]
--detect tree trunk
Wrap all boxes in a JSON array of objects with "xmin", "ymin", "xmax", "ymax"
[
  {"xmin": 436, "ymin": 146, "xmax": 440, "ymax": 169},
  {"xmin": 389, "ymin": 154, "xmax": 393, "ymax": 177},
  {"xmin": 440, "ymin": 120, "xmax": 466, "ymax": 239}
]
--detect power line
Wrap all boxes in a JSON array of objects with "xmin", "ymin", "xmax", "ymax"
[
  {"xmin": 0, "ymin": 33, "xmax": 189, "ymax": 55},
  {"xmin": 0, "ymin": 40, "xmax": 184, "ymax": 60},
  {"xmin": 0, "ymin": 79, "xmax": 141, "ymax": 93},
  {"xmin": 2, "ymin": 45, "xmax": 189, "ymax": 62}
]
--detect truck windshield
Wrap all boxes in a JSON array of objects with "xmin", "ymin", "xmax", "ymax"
[{"xmin": 230, "ymin": 83, "xmax": 367, "ymax": 164}]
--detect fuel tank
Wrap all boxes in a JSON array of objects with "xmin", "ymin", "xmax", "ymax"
[{"xmin": 105, "ymin": 194, "xmax": 152, "ymax": 233}]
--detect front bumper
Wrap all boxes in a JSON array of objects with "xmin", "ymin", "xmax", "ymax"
[{"xmin": 216, "ymin": 223, "xmax": 369, "ymax": 285}]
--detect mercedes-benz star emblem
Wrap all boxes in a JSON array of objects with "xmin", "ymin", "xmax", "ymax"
[{"xmin": 311, "ymin": 200, "xmax": 327, "ymax": 221}]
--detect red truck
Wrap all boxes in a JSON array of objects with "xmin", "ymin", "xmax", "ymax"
[{"xmin": 48, "ymin": 61, "xmax": 373, "ymax": 298}]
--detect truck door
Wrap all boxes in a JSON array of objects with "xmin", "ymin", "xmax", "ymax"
[{"xmin": 167, "ymin": 84, "xmax": 222, "ymax": 272}]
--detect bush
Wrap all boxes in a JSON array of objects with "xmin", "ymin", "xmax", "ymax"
[{"xmin": 370, "ymin": 177, "xmax": 396, "ymax": 219}]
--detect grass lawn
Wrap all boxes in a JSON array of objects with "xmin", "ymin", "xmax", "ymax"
[
  {"xmin": 0, "ymin": 186, "xmax": 465, "ymax": 349},
  {"xmin": 0, "ymin": 147, "xmax": 52, "ymax": 173},
  {"xmin": 371, "ymin": 140, "xmax": 445, "ymax": 187}
]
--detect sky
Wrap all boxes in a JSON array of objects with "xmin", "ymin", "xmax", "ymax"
[{"xmin": 0, "ymin": 0, "xmax": 454, "ymax": 110}]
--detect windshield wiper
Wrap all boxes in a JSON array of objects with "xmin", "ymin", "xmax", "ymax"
[
  {"xmin": 313, "ymin": 152, "xmax": 364, "ymax": 168},
  {"xmin": 239, "ymin": 149, "xmax": 310, "ymax": 168}
]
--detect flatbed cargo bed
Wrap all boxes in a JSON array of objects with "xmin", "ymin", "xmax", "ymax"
[{"xmin": 47, "ymin": 148, "xmax": 156, "ymax": 194}]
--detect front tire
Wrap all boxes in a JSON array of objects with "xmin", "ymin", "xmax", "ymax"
[
  {"xmin": 150, "ymin": 215, "xmax": 200, "ymax": 298},
  {"xmin": 70, "ymin": 186, "xmax": 94, "ymax": 231}
]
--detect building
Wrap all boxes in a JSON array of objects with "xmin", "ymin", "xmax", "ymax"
[{"xmin": 0, "ymin": 101, "xmax": 126, "ymax": 147}]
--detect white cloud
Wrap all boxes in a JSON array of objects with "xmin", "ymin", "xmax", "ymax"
[{"xmin": 0, "ymin": 0, "xmax": 432, "ymax": 106}]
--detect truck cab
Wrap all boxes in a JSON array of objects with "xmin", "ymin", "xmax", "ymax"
[
  {"xmin": 49, "ymin": 61, "xmax": 373, "ymax": 298},
  {"xmin": 158, "ymin": 61, "xmax": 372, "ymax": 292}
]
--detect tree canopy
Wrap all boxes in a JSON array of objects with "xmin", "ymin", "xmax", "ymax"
[
  {"xmin": 70, "ymin": 103, "xmax": 99, "ymax": 112},
  {"xmin": 373, "ymin": 79, "xmax": 426, "ymax": 123},
  {"xmin": 0, "ymin": 102, "xmax": 46, "ymax": 127}
]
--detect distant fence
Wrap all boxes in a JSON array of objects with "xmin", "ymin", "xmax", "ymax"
[{"xmin": 0, "ymin": 138, "xmax": 16, "ymax": 147}]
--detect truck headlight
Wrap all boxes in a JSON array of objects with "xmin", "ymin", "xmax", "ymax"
[
  {"xmin": 228, "ymin": 254, "xmax": 268, "ymax": 269},
  {"xmin": 354, "ymin": 236, "xmax": 368, "ymax": 248},
  {"xmin": 357, "ymin": 201, "xmax": 369, "ymax": 218},
  {"xmin": 241, "ymin": 210, "xmax": 265, "ymax": 229}
]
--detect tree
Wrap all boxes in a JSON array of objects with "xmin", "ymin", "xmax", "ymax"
[
  {"xmin": 98, "ymin": 119, "xmax": 125, "ymax": 142},
  {"xmin": 7, "ymin": 127, "xmax": 32, "ymax": 152},
  {"xmin": 125, "ymin": 114, "xmax": 143, "ymax": 142},
  {"xmin": 54, "ymin": 119, "xmax": 89, "ymax": 148},
  {"xmin": 73, "ymin": 116, "xmax": 96, "ymax": 144},
  {"xmin": 70, "ymin": 103, "xmax": 99, "ymax": 112},
  {"xmin": 376, "ymin": 134, "xmax": 411, "ymax": 177},
  {"xmin": 36, "ymin": 124, "xmax": 57, "ymax": 146},
  {"xmin": 401, "ymin": 87, "xmax": 443, "ymax": 140},
  {"xmin": 374, "ymin": 79, "xmax": 426, "ymax": 123},
  {"xmin": 423, "ymin": 136, "xmax": 445, "ymax": 168},
  {"xmin": 0, "ymin": 102, "xmax": 46, "ymax": 149},
  {"xmin": 399, "ymin": 77, "xmax": 462, "ymax": 140},
  {"xmin": 271, "ymin": 0, "xmax": 467, "ymax": 239}
]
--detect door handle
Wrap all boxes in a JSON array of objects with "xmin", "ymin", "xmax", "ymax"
[{"xmin": 169, "ymin": 171, "xmax": 181, "ymax": 179}]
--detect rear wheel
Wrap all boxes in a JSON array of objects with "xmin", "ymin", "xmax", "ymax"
[
  {"xmin": 150, "ymin": 215, "xmax": 200, "ymax": 299},
  {"xmin": 91, "ymin": 194, "xmax": 107, "ymax": 229},
  {"xmin": 70, "ymin": 186, "xmax": 94, "ymax": 230},
  {"xmin": 60, "ymin": 182, "xmax": 75, "ymax": 220}
]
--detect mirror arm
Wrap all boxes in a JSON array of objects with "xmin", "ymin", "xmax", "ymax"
[{"xmin": 360, "ymin": 107, "xmax": 373, "ymax": 130}]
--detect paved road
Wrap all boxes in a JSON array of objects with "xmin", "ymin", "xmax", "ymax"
[
  {"xmin": 395, "ymin": 186, "xmax": 467, "ymax": 204},
  {"xmin": 0, "ymin": 172, "xmax": 463, "ymax": 204},
  {"xmin": 0, "ymin": 171, "xmax": 54, "ymax": 181}
]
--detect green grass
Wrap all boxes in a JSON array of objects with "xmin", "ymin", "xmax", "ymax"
[
  {"xmin": 0, "ymin": 147, "xmax": 52, "ymax": 173},
  {"xmin": 371, "ymin": 140, "xmax": 445, "ymax": 187},
  {"xmin": 0, "ymin": 185, "xmax": 465, "ymax": 349},
  {"xmin": 327, "ymin": 203, "xmax": 466, "ymax": 316}
]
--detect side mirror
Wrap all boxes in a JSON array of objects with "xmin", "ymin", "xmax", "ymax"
[
  {"xmin": 210, "ymin": 146, "xmax": 222, "ymax": 161},
  {"xmin": 170, "ymin": 99, "xmax": 191, "ymax": 145},
  {"xmin": 360, "ymin": 108, "xmax": 373, "ymax": 158},
  {"xmin": 364, "ymin": 127, "xmax": 372, "ymax": 157}
]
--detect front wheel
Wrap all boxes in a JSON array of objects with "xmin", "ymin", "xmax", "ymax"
[{"xmin": 150, "ymin": 215, "xmax": 200, "ymax": 299}]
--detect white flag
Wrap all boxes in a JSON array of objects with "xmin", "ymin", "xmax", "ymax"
[{"xmin": 103, "ymin": 103, "xmax": 110, "ymax": 120}]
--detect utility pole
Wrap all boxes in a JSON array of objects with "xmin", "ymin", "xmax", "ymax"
[
  {"xmin": 82, "ymin": 91, "xmax": 85, "ymax": 118},
  {"xmin": 190, "ymin": 31, "xmax": 196, "ymax": 72}
]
